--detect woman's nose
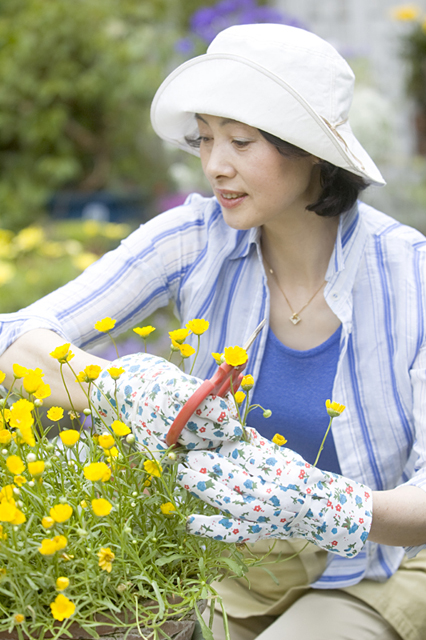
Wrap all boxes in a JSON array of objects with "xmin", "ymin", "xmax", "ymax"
[{"xmin": 203, "ymin": 143, "xmax": 236, "ymax": 180}]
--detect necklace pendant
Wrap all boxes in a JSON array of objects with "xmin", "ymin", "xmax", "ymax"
[{"xmin": 289, "ymin": 313, "xmax": 301, "ymax": 325}]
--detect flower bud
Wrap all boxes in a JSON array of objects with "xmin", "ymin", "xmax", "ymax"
[
  {"xmin": 167, "ymin": 452, "xmax": 177, "ymax": 461},
  {"xmin": 26, "ymin": 453, "xmax": 36, "ymax": 463},
  {"xmin": 28, "ymin": 481, "xmax": 35, "ymax": 487},
  {"xmin": 34, "ymin": 398, "xmax": 43, "ymax": 407},
  {"xmin": 1, "ymin": 450, "xmax": 7, "ymax": 455},
  {"xmin": 83, "ymin": 408, "xmax": 92, "ymax": 416},
  {"xmin": 126, "ymin": 434, "xmax": 135, "ymax": 445},
  {"xmin": 131, "ymin": 491, "xmax": 138, "ymax": 497},
  {"xmin": 12, "ymin": 488, "xmax": 20, "ymax": 496},
  {"xmin": 59, "ymin": 496, "xmax": 68, "ymax": 504},
  {"xmin": 263, "ymin": 410, "xmax": 272, "ymax": 418}
]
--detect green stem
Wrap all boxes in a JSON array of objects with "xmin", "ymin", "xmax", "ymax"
[
  {"xmin": 189, "ymin": 336, "xmax": 200, "ymax": 375},
  {"xmin": 313, "ymin": 417, "xmax": 333, "ymax": 467},
  {"xmin": 108, "ymin": 332, "xmax": 120, "ymax": 359}
]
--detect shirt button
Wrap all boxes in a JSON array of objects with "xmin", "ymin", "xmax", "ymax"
[{"xmin": 332, "ymin": 292, "xmax": 339, "ymax": 299}]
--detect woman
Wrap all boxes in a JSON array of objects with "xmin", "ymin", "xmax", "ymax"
[{"xmin": 1, "ymin": 23, "xmax": 426, "ymax": 639}]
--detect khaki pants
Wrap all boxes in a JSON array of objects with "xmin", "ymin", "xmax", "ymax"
[
  {"xmin": 208, "ymin": 591, "xmax": 401, "ymax": 640},
  {"xmin": 207, "ymin": 541, "xmax": 426, "ymax": 640}
]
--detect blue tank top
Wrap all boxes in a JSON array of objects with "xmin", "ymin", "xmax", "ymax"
[{"xmin": 248, "ymin": 325, "xmax": 342, "ymax": 474}]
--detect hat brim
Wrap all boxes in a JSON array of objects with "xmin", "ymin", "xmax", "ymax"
[{"xmin": 151, "ymin": 53, "xmax": 385, "ymax": 187}]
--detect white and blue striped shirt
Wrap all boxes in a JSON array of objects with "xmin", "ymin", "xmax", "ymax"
[{"xmin": 1, "ymin": 193, "xmax": 426, "ymax": 588}]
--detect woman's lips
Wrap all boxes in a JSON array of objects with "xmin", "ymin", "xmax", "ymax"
[{"xmin": 215, "ymin": 190, "xmax": 247, "ymax": 209}]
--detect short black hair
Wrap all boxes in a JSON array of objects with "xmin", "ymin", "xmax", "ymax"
[{"xmin": 258, "ymin": 130, "xmax": 368, "ymax": 218}]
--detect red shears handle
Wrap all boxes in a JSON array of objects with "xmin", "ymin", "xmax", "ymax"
[{"xmin": 165, "ymin": 361, "xmax": 246, "ymax": 446}]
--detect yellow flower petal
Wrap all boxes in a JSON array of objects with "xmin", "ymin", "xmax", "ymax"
[
  {"xmin": 224, "ymin": 346, "xmax": 248, "ymax": 367},
  {"xmin": 94, "ymin": 317, "xmax": 116, "ymax": 333},
  {"xmin": 50, "ymin": 594, "xmax": 75, "ymax": 621},
  {"xmin": 111, "ymin": 420, "xmax": 131, "ymax": 436},
  {"xmin": 143, "ymin": 460, "xmax": 162, "ymax": 478},
  {"xmin": 185, "ymin": 319, "xmax": 209, "ymax": 335},
  {"xmin": 272, "ymin": 433, "xmax": 287, "ymax": 447},
  {"xmin": 234, "ymin": 391, "xmax": 246, "ymax": 405},
  {"xmin": 84, "ymin": 462, "xmax": 110, "ymax": 482},
  {"xmin": 6, "ymin": 455, "xmax": 24, "ymax": 475},
  {"xmin": 50, "ymin": 504, "xmax": 73, "ymax": 523},
  {"xmin": 59, "ymin": 429, "xmax": 80, "ymax": 446},
  {"xmin": 133, "ymin": 325, "xmax": 156, "ymax": 338},
  {"xmin": 92, "ymin": 498, "xmax": 113, "ymax": 516}
]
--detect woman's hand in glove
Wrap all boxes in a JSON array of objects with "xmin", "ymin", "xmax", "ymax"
[
  {"xmin": 90, "ymin": 353, "xmax": 243, "ymax": 453},
  {"xmin": 177, "ymin": 428, "xmax": 373, "ymax": 558}
]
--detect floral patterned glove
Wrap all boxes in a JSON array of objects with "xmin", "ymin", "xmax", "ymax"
[
  {"xmin": 90, "ymin": 353, "xmax": 243, "ymax": 453},
  {"xmin": 177, "ymin": 428, "xmax": 373, "ymax": 558}
]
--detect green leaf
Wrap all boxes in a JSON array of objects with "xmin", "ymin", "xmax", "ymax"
[{"xmin": 194, "ymin": 601, "xmax": 214, "ymax": 640}]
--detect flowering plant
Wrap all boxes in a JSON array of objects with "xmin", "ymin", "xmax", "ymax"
[
  {"xmin": 0, "ymin": 317, "xmax": 345, "ymax": 640},
  {"xmin": 0, "ymin": 320, "xmax": 267, "ymax": 640}
]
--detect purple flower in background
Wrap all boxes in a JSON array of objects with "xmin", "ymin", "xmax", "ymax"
[
  {"xmin": 174, "ymin": 37, "xmax": 196, "ymax": 55},
  {"xmin": 190, "ymin": 0, "xmax": 308, "ymax": 44}
]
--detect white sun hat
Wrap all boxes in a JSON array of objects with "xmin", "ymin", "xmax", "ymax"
[{"xmin": 151, "ymin": 23, "xmax": 385, "ymax": 186}]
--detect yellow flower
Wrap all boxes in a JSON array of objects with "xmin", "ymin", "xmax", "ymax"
[
  {"xmin": 15, "ymin": 226, "xmax": 44, "ymax": 251},
  {"xmin": 241, "ymin": 375, "xmax": 254, "ymax": 390},
  {"xmin": 211, "ymin": 352, "xmax": 224, "ymax": 365},
  {"xmin": 0, "ymin": 501, "xmax": 17, "ymax": 522},
  {"xmin": 0, "ymin": 371, "xmax": 5, "ymax": 385},
  {"xmin": 107, "ymin": 366, "xmax": 125, "ymax": 380},
  {"xmin": 11, "ymin": 509, "xmax": 26, "ymax": 525},
  {"xmin": 169, "ymin": 328, "xmax": 190, "ymax": 344},
  {"xmin": 178, "ymin": 343, "xmax": 196, "ymax": 358},
  {"xmin": 0, "ymin": 430, "xmax": 11, "ymax": 444},
  {"xmin": 107, "ymin": 446, "xmax": 118, "ymax": 459},
  {"xmin": 390, "ymin": 4, "xmax": 421, "ymax": 20},
  {"xmin": 23, "ymin": 369, "xmax": 44, "ymax": 394},
  {"xmin": 13, "ymin": 475, "xmax": 26, "ymax": 487},
  {"xmin": 14, "ymin": 614, "xmax": 24, "ymax": 624},
  {"xmin": 325, "ymin": 399, "xmax": 346, "ymax": 418},
  {"xmin": 185, "ymin": 319, "xmax": 209, "ymax": 335},
  {"xmin": 9, "ymin": 399, "xmax": 34, "ymax": 431},
  {"xmin": 94, "ymin": 317, "xmax": 116, "ymax": 333},
  {"xmin": 160, "ymin": 502, "xmax": 176, "ymax": 515},
  {"xmin": 28, "ymin": 460, "xmax": 45, "ymax": 477},
  {"xmin": 59, "ymin": 429, "xmax": 80, "ymax": 446},
  {"xmin": 50, "ymin": 594, "xmax": 75, "ymax": 621},
  {"xmin": 84, "ymin": 364, "xmax": 102, "ymax": 381},
  {"xmin": 39, "ymin": 539, "xmax": 59, "ymax": 555},
  {"xmin": 98, "ymin": 547, "xmax": 115, "ymax": 572},
  {"xmin": 6, "ymin": 455, "xmax": 24, "ymax": 475},
  {"xmin": 224, "ymin": 346, "xmax": 248, "ymax": 367},
  {"xmin": 73, "ymin": 252, "xmax": 98, "ymax": 271},
  {"xmin": 98, "ymin": 433, "xmax": 115, "ymax": 449},
  {"xmin": 47, "ymin": 407, "xmax": 64, "ymax": 421},
  {"xmin": 0, "ymin": 525, "xmax": 7, "ymax": 540},
  {"xmin": 133, "ymin": 325, "xmax": 156, "ymax": 338},
  {"xmin": 143, "ymin": 459, "xmax": 162, "ymax": 477},
  {"xmin": 84, "ymin": 462, "xmax": 110, "ymax": 482},
  {"xmin": 234, "ymin": 391, "xmax": 246, "ymax": 405},
  {"xmin": 42, "ymin": 516, "xmax": 55, "ymax": 529},
  {"xmin": 92, "ymin": 498, "xmax": 113, "ymax": 516},
  {"xmin": 272, "ymin": 433, "xmax": 287, "ymax": 447},
  {"xmin": 56, "ymin": 577, "xmax": 70, "ymax": 591},
  {"xmin": 111, "ymin": 420, "xmax": 131, "ymax": 436},
  {"xmin": 34, "ymin": 382, "xmax": 51, "ymax": 400},
  {"xmin": 80, "ymin": 500, "xmax": 88, "ymax": 509},
  {"xmin": 0, "ymin": 485, "xmax": 14, "ymax": 501},
  {"xmin": 49, "ymin": 343, "xmax": 75, "ymax": 363},
  {"xmin": 12, "ymin": 364, "xmax": 28, "ymax": 379},
  {"xmin": 53, "ymin": 535, "xmax": 68, "ymax": 551},
  {"xmin": 50, "ymin": 504, "xmax": 73, "ymax": 523}
]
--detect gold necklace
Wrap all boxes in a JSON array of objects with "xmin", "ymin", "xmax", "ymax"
[{"xmin": 264, "ymin": 258, "xmax": 325, "ymax": 325}]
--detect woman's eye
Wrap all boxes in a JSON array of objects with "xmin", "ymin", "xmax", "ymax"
[{"xmin": 232, "ymin": 139, "xmax": 250, "ymax": 148}]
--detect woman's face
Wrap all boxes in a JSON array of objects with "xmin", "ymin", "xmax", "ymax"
[{"xmin": 197, "ymin": 114, "xmax": 322, "ymax": 230}]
